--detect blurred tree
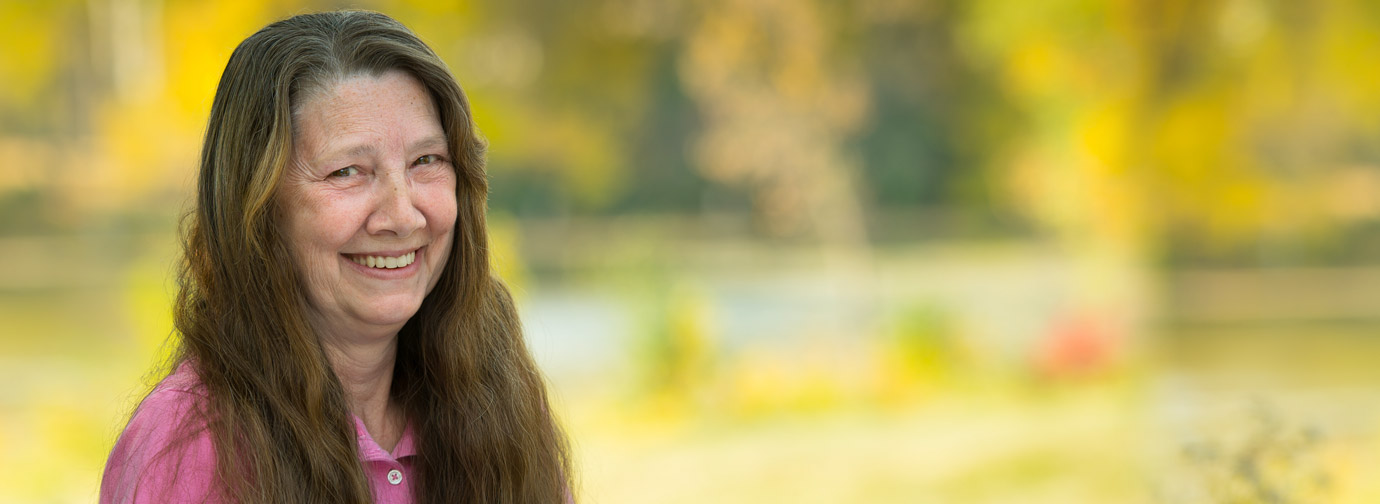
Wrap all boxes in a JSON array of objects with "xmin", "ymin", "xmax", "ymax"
[
  {"xmin": 855, "ymin": 1, "xmax": 1019, "ymax": 217},
  {"xmin": 454, "ymin": 0, "xmax": 670, "ymax": 215},
  {"xmin": 961, "ymin": 0, "xmax": 1380, "ymax": 266},
  {"xmin": 680, "ymin": 0, "xmax": 871, "ymax": 247},
  {"xmin": 0, "ymin": 0, "xmax": 69, "ymax": 136},
  {"xmin": 7, "ymin": 0, "xmax": 1380, "ymax": 266}
]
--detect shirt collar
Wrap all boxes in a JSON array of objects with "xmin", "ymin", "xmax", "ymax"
[{"xmin": 353, "ymin": 414, "xmax": 417, "ymax": 461}]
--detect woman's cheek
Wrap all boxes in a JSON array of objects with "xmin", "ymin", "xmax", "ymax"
[{"xmin": 423, "ymin": 176, "xmax": 459, "ymax": 225}]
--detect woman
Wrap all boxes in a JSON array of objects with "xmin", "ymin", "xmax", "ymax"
[{"xmin": 101, "ymin": 11, "xmax": 572, "ymax": 503}]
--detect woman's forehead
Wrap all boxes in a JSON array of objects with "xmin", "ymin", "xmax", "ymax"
[
  {"xmin": 292, "ymin": 71, "xmax": 445, "ymax": 160},
  {"xmin": 293, "ymin": 70, "xmax": 440, "ymax": 124}
]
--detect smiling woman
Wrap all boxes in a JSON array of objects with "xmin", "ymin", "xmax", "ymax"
[
  {"xmin": 281, "ymin": 71, "xmax": 459, "ymax": 353},
  {"xmin": 99, "ymin": 10, "xmax": 572, "ymax": 504}
]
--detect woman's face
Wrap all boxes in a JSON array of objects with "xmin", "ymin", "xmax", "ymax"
[{"xmin": 279, "ymin": 70, "xmax": 457, "ymax": 340}]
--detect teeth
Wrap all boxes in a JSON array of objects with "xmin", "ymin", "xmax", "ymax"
[{"xmin": 351, "ymin": 251, "xmax": 416, "ymax": 269}]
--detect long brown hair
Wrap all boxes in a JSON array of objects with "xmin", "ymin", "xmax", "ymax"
[{"xmin": 166, "ymin": 10, "xmax": 571, "ymax": 503}]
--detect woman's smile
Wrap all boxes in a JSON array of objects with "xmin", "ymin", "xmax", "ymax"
[
  {"xmin": 343, "ymin": 247, "xmax": 425, "ymax": 277},
  {"xmin": 346, "ymin": 249, "xmax": 418, "ymax": 269}
]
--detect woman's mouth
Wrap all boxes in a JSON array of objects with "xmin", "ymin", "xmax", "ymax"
[{"xmin": 347, "ymin": 251, "xmax": 416, "ymax": 269}]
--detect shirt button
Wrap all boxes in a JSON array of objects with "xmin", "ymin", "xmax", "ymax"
[{"xmin": 387, "ymin": 469, "xmax": 403, "ymax": 485}]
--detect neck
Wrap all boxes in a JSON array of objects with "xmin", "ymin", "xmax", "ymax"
[{"xmin": 320, "ymin": 329, "xmax": 404, "ymax": 452}]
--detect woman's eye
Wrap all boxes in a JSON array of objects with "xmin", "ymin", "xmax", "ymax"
[
  {"xmin": 328, "ymin": 166, "xmax": 358, "ymax": 178},
  {"xmin": 415, "ymin": 154, "xmax": 443, "ymax": 166}
]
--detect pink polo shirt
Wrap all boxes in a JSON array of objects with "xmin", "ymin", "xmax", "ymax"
[{"xmin": 100, "ymin": 364, "xmax": 417, "ymax": 503}]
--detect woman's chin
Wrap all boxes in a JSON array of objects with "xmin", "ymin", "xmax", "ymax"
[
  {"xmin": 344, "ymin": 297, "xmax": 425, "ymax": 333},
  {"xmin": 368, "ymin": 306, "xmax": 424, "ymax": 329}
]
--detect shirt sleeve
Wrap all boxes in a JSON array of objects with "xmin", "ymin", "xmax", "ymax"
[{"xmin": 100, "ymin": 387, "xmax": 218, "ymax": 504}]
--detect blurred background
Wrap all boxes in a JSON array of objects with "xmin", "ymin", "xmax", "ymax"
[{"xmin": 3, "ymin": 0, "xmax": 1380, "ymax": 502}]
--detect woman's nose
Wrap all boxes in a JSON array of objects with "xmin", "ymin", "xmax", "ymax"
[{"xmin": 365, "ymin": 171, "xmax": 426, "ymax": 237}]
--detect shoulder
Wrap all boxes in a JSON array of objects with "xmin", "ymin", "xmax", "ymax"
[{"xmin": 101, "ymin": 363, "xmax": 219, "ymax": 503}]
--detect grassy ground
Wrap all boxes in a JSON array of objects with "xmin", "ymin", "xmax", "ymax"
[{"xmin": 564, "ymin": 382, "xmax": 1145, "ymax": 504}]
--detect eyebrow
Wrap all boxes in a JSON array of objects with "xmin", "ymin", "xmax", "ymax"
[
  {"xmin": 328, "ymin": 134, "xmax": 448, "ymax": 161},
  {"xmin": 409, "ymin": 134, "xmax": 448, "ymax": 153},
  {"xmin": 338, "ymin": 143, "xmax": 377, "ymax": 160}
]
